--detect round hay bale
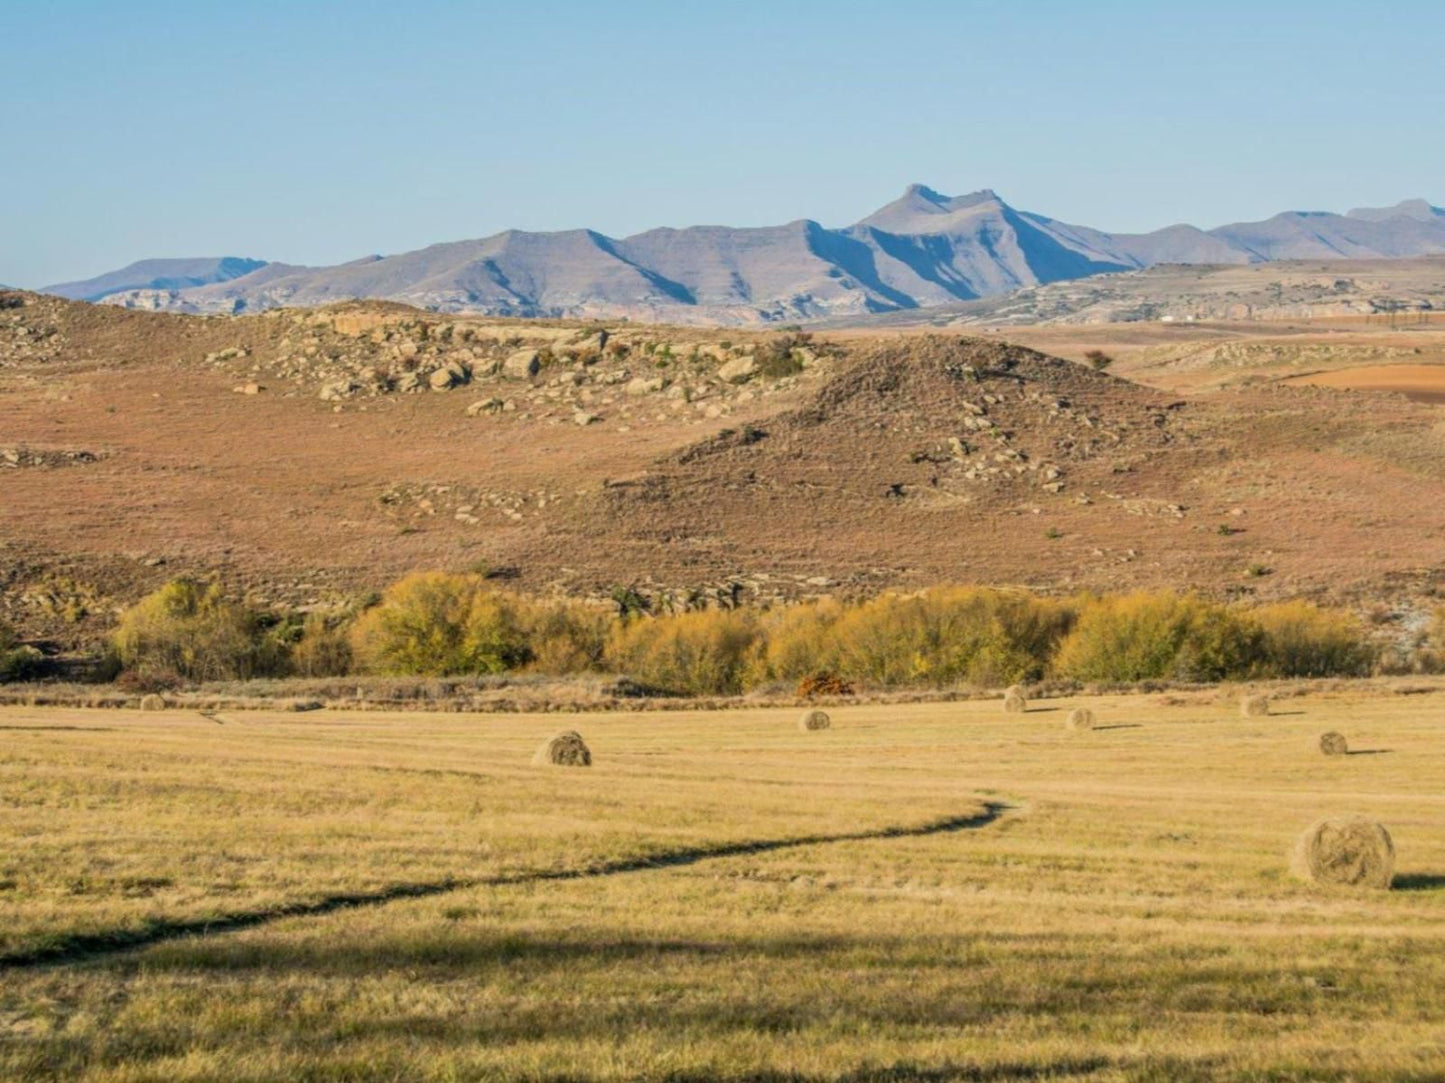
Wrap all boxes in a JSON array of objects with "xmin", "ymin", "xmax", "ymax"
[
  {"xmin": 798, "ymin": 709, "xmax": 831, "ymax": 732},
  {"xmin": 138, "ymin": 694, "xmax": 166, "ymax": 711},
  {"xmin": 1319, "ymin": 731, "xmax": 1349, "ymax": 757},
  {"xmin": 1002, "ymin": 685, "xmax": 1028, "ymax": 714},
  {"xmin": 1290, "ymin": 816, "xmax": 1394, "ymax": 889},
  {"xmin": 1065, "ymin": 707, "xmax": 1096, "ymax": 731},
  {"xmin": 532, "ymin": 730, "xmax": 591, "ymax": 767},
  {"xmin": 1240, "ymin": 694, "xmax": 1271, "ymax": 718}
]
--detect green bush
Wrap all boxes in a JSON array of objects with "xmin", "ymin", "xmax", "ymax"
[
  {"xmin": 606, "ymin": 609, "xmax": 762, "ymax": 695},
  {"xmin": 113, "ymin": 580, "xmax": 286, "ymax": 683},
  {"xmin": 0, "ymin": 621, "xmax": 44, "ymax": 682},
  {"xmin": 350, "ymin": 572, "xmax": 531, "ymax": 676}
]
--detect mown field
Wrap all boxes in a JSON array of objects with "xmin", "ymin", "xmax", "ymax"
[{"xmin": 2, "ymin": 690, "xmax": 1444, "ymax": 1081}]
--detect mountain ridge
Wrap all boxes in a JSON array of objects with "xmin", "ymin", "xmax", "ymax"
[{"xmin": 45, "ymin": 189, "xmax": 1445, "ymax": 324}]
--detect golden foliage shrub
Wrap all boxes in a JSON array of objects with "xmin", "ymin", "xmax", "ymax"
[
  {"xmin": 1052, "ymin": 592, "xmax": 1262, "ymax": 682},
  {"xmin": 521, "ymin": 599, "xmax": 612, "ymax": 675},
  {"xmin": 113, "ymin": 579, "xmax": 285, "ymax": 683},
  {"xmin": 1251, "ymin": 601, "xmax": 1373, "ymax": 677},
  {"xmin": 350, "ymin": 572, "xmax": 530, "ymax": 676},
  {"xmin": 824, "ymin": 587, "xmax": 1071, "ymax": 689},
  {"xmin": 605, "ymin": 608, "xmax": 762, "ymax": 695}
]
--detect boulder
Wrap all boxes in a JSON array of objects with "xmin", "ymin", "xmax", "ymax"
[
  {"xmin": 504, "ymin": 349, "xmax": 541, "ymax": 380},
  {"xmin": 718, "ymin": 356, "xmax": 758, "ymax": 384},
  {"xmin": 626, "ymin": 376, "xmax": 666, "ymax": 396},
  {"xmin": 318, "ymin": 380, "xmax": 359, "ymax": 401},
  {"xmin": 429, "ymin": 361, "xmax": 470, "ymax": 390}
]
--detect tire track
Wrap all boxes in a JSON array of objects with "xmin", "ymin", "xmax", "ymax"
[{"xmin": 0, "ymin": 802, "xmax": 1014, "ymax": 971}]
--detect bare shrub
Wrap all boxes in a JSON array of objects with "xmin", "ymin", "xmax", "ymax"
[
  {"xmin": 292, "ymin": 613, "xmax": 353, "ymax": 677},
  {"xmin": 796, "ymin": 672, "xmax": 854, "ymax": 698}
]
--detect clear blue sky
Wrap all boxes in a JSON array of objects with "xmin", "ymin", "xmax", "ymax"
[{"xmin": 3, "ymin": 0, "xmax": 1442, "ymax": 287}]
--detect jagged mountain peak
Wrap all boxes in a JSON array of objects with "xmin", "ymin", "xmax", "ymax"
[{"xmin": 49, "ymin": 187, "xmax": 1445, "ymax": 325}]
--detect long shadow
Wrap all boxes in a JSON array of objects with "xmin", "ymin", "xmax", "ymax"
[
  {"xmin": 1093, "ymin": 724, "xmax": 1143, "ymax": 732},
  {"xmin": 542, "ymin": 1053, "xmax": 1221, "ymax": 1083},
  {"xmin": 0, "ymin": 804, "xmax": 1012, "ymax": 972},
  {"xmin": 0, "ymin": 725, "xmax": 117, "ymax": 732},
  {"xmin": 1346, "ymin": 749, "xmax": 1391, "ymax": 756},
  {"xmin": 1392, "ymin": 873, "xmax": 1445, "ymax": 891}
]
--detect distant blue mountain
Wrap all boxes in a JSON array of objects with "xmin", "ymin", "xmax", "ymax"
[
  {"xmin": 40, "ymin": 191, "xmax": 1445, "ymax": 323},
  {"xmin": 44, "ymin": 257, "xmax": 268, "ymax": 302}
]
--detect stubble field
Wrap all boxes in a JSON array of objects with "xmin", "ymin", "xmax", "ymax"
[{"xmin": 2, "ymin": 691, "xmax": 1444, "ymax": 1081}]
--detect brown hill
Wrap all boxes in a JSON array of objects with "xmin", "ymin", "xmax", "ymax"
[{"xmin": 3, "ymin": 290, "xmax": 1444, "ymax": 649}]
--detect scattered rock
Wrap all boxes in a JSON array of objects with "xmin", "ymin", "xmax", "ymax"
[
  {"xmin": 504, "ymin": 349, "xmax": 541, "ymax": 380},
  {"xmin": 718, "ymin": 356, "xmax": 758, "ymax": 384}
]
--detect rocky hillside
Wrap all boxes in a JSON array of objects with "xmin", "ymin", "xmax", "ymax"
[
  {"xmin": 45, "ymin": 190, "xmax": 1445, "ymax": 325},
  {"xmin": 3, "ymin": 290, "xmax": 1444, "ymax": 650},
  {"xmin": 850, "ymin": 257, "xmax": 1445, "ymax": 327}
]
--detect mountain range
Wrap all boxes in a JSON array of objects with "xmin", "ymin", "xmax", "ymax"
[{"xmin": 43, "ymin": 187, "xmax": 1445, "ymax": 324}]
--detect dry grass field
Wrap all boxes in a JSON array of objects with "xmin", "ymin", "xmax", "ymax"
[{"xmin": 3, "ymin": 691, "xmax": 1445, "ymax": 1081}]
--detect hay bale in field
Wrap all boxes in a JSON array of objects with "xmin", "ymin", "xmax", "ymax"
[
  {"xmin": 1319, "ymin": 731, "xmax": 1349, "ymax": 756},
  {"xmin": 1240, "ymin": 693, "xmax": 1271, "ymax": 718},
  {"xmin": 532, "ymin": 730, "xmax": 591, "ymax": 767},
  {"xmin": 1290, "ymin": 816, "xmax": 1394, "ymax": 889},
  {"xmin": 1065, "ymin": 707, "xmax": 1096, "ymax": 731},
  {"xmin": 138, "ymin": 694, "xmax": 166, "ymax": 711},
  {"xmin": 798, "ymin": 709, "xmax": 831, "ymax": 732},
  {"xmin": 1002, "ymin": 685, "xmax": 1027, "ymax": 714}
]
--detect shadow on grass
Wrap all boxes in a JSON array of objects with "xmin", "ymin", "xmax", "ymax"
[
  {"xmin": 0, "ymin": 725, "xmax": 117, "ymax": 732},
  {"xmin": 0, "ymin": 803, "xmax": 1014, "ymax": 972},
  {"xmin": 544, "ymin": 1056, "xmax": 1119, "ymax": 1082},
  {"xmin": 1094, "ymin": 724, "xmax": 1143, "ymax": 732},
  {"xmin": 1393, "ymin": 873, "xmax": 1445, "ymax": 892},
  {"xmin": 537, "ymin": 1054, "xmax": 1224, "ymax": 1082},
  {"xmin": 1346, "ymin": 749, "xmax": 1391, "ymax": 756}
]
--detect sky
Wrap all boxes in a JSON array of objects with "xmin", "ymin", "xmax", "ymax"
[{"xmin": 3, "ymin": 0, "xmax": 1443, "ymax": 288}]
